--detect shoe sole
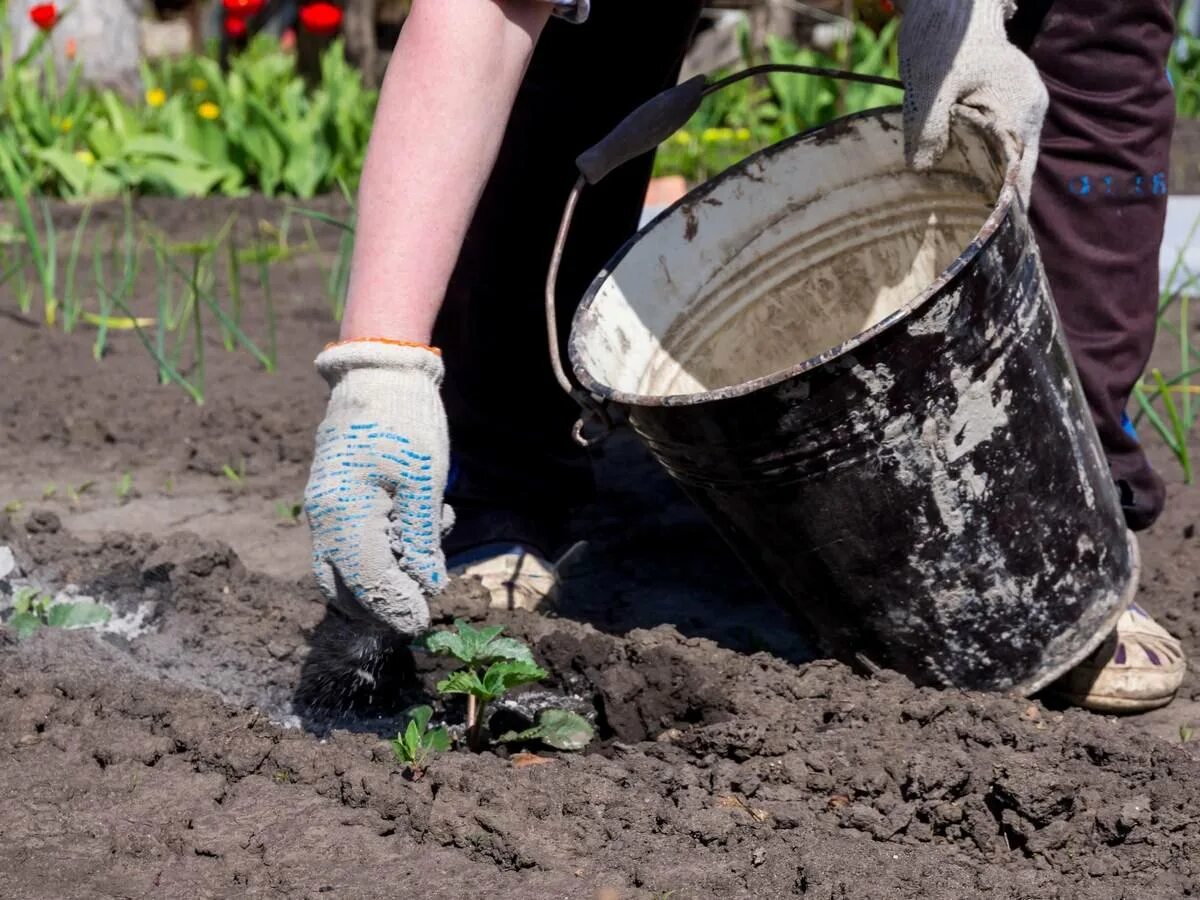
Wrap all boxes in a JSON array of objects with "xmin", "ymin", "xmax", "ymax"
[{"xmin": 1050, "ymin": 690, "xmax": 1178, "ymax": 714}]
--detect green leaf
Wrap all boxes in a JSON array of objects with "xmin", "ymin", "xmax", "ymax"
[
  {"xmin": 391, "ymin": 726, "xmax": 420, "ymax": 765},
  {"xmin": 423, "ymin": 620, "xmax": 535, "ymax": 667},
  {"xmin": 31, "ymin": 148, "xmax": 92, "ymax": 197},
  {"xmin": 12, "ymin": 587, "xmax": 39, "ymax": 616},
  {"xmin": 45, "ymin": 600, "xmax": 111, "ymax": 630},
  {"xmin": 532, "ymin": 709, "xmax": 594, "ymax": 751},
  {"xmin": 407, "ymin": 705, "xmax": 433, "ymax": 734},
  {"xmin": 479, "ymin": 660, "xmax": 548, "ymax": 700},
  {"xmin": 498, "ymin": 709, "xmax": 594, "ymax": 752},
  {"xmin": 121, "ymin": 134, "xmax": 212, "ymax": 166},
  {"xmin": 484, "ymin": 637, "xmax": 535, "ymax": 664},
  {"xmin": 436, "ymin": 669, "xmax": 486, "ymax": 697},
  {"xmin": 8, "ymin": 611, "xmax": 43, "ymax": 640},
  {"xmin": 424, "ymin": 726, "xmax": 451, "ymax": 753},
  {"xmin": 136, "ymin": 159, "xmax": 225, "ymax": 197}
]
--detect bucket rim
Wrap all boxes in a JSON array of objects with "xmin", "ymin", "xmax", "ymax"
[{"xmin": 568, "ymin": 105, "xmax": 1019, "ymax": 409}]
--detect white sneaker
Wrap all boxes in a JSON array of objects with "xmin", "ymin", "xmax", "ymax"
[
  {"xmin": 448, "ymin": 543, "xmax": 560, "ymax": 612},
  {"xmin": 1048, "ymin": 604, "xmax": 1186, "ymax": 713}
]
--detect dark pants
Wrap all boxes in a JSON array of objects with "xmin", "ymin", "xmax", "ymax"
[
  {"xmin": 1011, "ymin": 0, "xmax": 1176, "ymax": 530},
  {"xmin": 435, "ymin": 0, "xmax": 704, "ymax": 553},
  {"xmin": 436, "ymin": 0, "xmax": 1175, "ymax": 552}
]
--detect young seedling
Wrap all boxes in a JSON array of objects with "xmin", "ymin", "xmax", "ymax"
[
  {"xmin": 1182, "ymin": 724, "xmax": 1195, "ymax": 744},
  {"xmin": 390, "ymin": 705, "xmax": 451, "ymax": 779},
  {"xmin": 7, "ymin": 586, "xmax": 111, "ymax": 640},
  {"xmin": 65, "ymin": 480, "xmax": 95, "ymax": 507},
  {"xmin": 3, "ymin": 500, "xmax": 23, "ymax": 515},
  {"xmin": 41, "ymin": 484, "xmax": 57, "ymax": 500},
  {"xmin": 424, "ymin": 620, "xmax": 548, "ymax": 751},
  {"xmin": 275, "ymin": 500, "xmax": 303, "ymax": 525},
  {"xmin": 115, "ymin": 472, "xmax": 134, "ymax": 504},
  {"xmin": 222, "ymin": 458, "xmax": 246, "ymax": 486}
]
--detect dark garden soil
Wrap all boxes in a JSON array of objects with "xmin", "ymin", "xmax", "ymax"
[{"xmin": 1, "ymin": 197, "xmax": 1199, "ymax": 899}]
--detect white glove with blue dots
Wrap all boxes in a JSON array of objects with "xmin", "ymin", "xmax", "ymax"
[{"xmin": 304, "ymin": 340, "xmax": 450, "ymax": 636}]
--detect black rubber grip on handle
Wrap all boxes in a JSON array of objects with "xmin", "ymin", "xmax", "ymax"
[{"xmin": 575, "ymin": 75, "xmax": 708, "ymax": 186}]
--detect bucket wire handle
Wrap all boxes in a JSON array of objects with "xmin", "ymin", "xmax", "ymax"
[{"xmin": 547, "ymin": 65, "xmax": 904, "ymax": 447}]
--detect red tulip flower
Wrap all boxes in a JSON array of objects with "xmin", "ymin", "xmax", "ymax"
[
  {"xmin": 29, "ymin": 3, "xmax": 58, "ymax": 31},
  {"xmin": 299, "ymin": 2, "xmax": 342, "ymax": 36},
  {"xmin": 223, "ymin": 0, "xmax": 264, "ymax": 17},
  {"xmin": 224, "ymin": 15, "xmax": 247, "ymax": 39}
]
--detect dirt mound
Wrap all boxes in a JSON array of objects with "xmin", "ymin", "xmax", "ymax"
[{"xmin": 2, "ymin": 512, "xmax": 1199, "ymax": 898}]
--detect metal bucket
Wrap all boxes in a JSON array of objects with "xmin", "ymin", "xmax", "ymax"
[{"xmin": 561, "ymin": 104, "xmax": 1135, "ymax": 694}]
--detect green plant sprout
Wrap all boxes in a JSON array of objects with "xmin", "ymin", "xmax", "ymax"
[
  {"xmin": 275, "ymin": 500, "xmax": 303, "ymax": 524},
  {"xmin": 424, "ymin": 620, "xmax": 548, "ymax": 752},
  {"xmin": 222, "ymin": 458, "xmax": 246, "ymax": 486},
  {"xmin": 116, "ymin": 472, "xmax": 134, "ymax": 503},
  {"xmin": 65, "ymin": 480, "xmax": 95, "ymax": 506},
  {"xmin": 390, "ymin": 705, "xmax": 451, "ymax": 779},
  {"xmin": 3, "ymin": 500, "xmax": 23, "ymax": 515},
  {"xmin": 1182, "ymin": 724, "xmax": 1195, "ymax": 744},
  {"xmin": 7, "ymin": 586, "xmax": 111, "ymax": 640},
  {"xmin": 41, "ymin": 484, "xmax": 56, "ymax": 500}
]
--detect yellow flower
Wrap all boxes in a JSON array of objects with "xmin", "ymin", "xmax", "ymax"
[
  {"xmin": 74, "ymin": 149, "xmax": 95, "ymax": 166},
  {"xmin": 735, "ymin": 127, "xmax": 752, "ymax": 142},
  {"xmin": 59, "ymin": 117, "xmax": 73, "ymax": 133},
  {"xmin": 701, "ymin": 127, "xmax": 722, "ymax": 144},
  {"xmin": 672, "ymin": 130, "xmax": 692, "ymax": 146},
  {"xmin": 197, "ymin": 101, "xmax": 220, "ymax": 120},
  {"xmin": 190, "ymin": 77, "xmax": 208, "ymax": 92},
  {"xmin": 146, "ymin": 87, "xmax": 166, "ymax": 108}
]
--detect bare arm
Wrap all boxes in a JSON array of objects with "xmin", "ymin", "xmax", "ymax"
[{"xmin": 339, "ymin": 0, "xmax": 553, "ymax": 344}]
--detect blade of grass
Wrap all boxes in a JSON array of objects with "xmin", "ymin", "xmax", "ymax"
[
  {"xmin": 258, "ymin": 254, "xmax": 277, "ymax": 372},
  {"xmin": 192, "ymin": 256, "xmax": 206, "ymax": 400},
  {"xmin": 0, "ymin": 142, "xmax": 52, "ymax": 321},
  {"xmin": 328, "ymin": 227, "xmax": 354, "ymax": 321},
  {"xmin": 1132, "ymin": 384, "xmax": 1180, "ymax": 454},
  {"xmin": 99, "ymin": 280, "xmax": 204, "ymax": 404},
  {"xmin": 92, "ymin": 237, "xmax": 110, "ymax": 360},
  {"xmin": 37, "ymin": 196, "xmax": 57, "ymax": 326},
  {"xmin": 225, "ymin": 227, "xmax": 242, "ymax": 352},
  {"xmin": 287, "ymin": 206, "xmax": 356, "ymax": 234},
  {"xmin": 1182, "ymin": 291, "xmax": 1193, "ymax": 429},
  {"xmin": 151, "ymin": 234, "xmax": 275, "ymax": 371},
  {"xmin": 154, "ymin": 242, "xmax": 170, "ymax": 384},
  {"xmin": 1153, "ymin": 368, "xmax": 1193, "ymax": 484},
  {"xmin": 62, "ymin": 203, "xmax": 92, "ymax": 333}
]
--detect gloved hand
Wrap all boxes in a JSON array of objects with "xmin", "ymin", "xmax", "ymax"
[
  {"xmin": 304, "ymin": 340, "xmax": 450, "ymax": 636},
  {"xmin": 898, "ymin": 0, "xmax": 1048, "ymax": 206}
]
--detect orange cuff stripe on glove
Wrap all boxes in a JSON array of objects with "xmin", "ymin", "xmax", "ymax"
[{"xmin": 323, "ymin": 337, "xmax": 442, "ymax": 356}]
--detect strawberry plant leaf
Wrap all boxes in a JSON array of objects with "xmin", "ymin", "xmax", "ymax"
[
  {"xmin": 425, "ymin": 726, "xmax": 451, "ymax": 753},
  {"xmin": 436, "ymin": 669, "xmax": 486, "ymax": 697},
  {"xmin": 9, "ymin": 611, "xmax": 43, "ymax": 640},
  {"xmin": 498, "ymin": 710, "xmax": 594, "ymax": 752},
  {"xmin": 45, "ymin": 600, "xmax": 111, "ymax": 630},
  {"xmin": 483, "ymin": 637, "xmax": 535, "ymax": 664},
  {"xmin": 407, "ymin": 705, "xmax": 433, "ymax": 734},
  {"xmin": 480, "ymin": 660, "xmax": 548, "ymax": 700},
  {"xmin": 424, "ymin": 619, "xmax": 531, "ymax": 665},
  {"xmin": 533, "ymin": 710, "xmax": 594, "ymax": 751}
]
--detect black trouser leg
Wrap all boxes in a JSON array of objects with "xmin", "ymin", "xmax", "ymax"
[
  {"xmin": 1010, "ymin": 0, "xmax": 1177, "ymax": 530},
  {"xmin": 434, "ymin": 3, "xmax": 703, "ymax": 539}
]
